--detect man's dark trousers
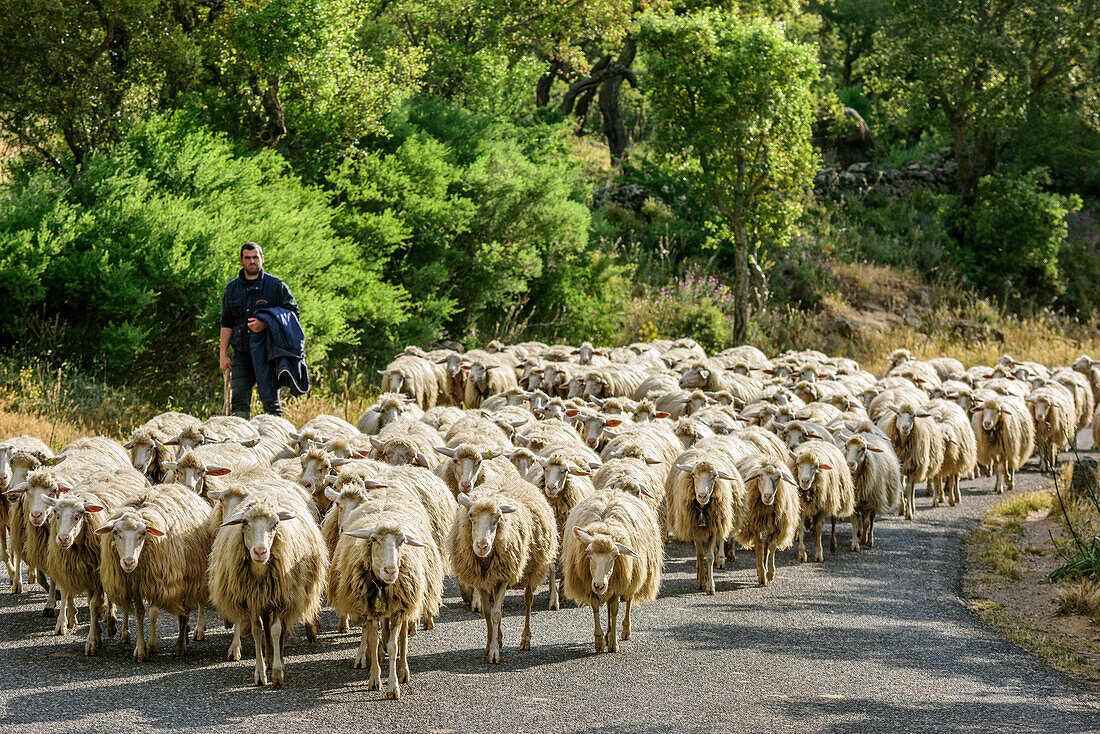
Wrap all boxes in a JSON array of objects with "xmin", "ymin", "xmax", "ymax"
[{"xmin": 231, "ymin": 331, "xmax": 281, "ymax": 418}]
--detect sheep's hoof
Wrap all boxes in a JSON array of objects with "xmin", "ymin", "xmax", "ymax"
[
  {"xmin": 487, "ymin": 648, "xmax": 501, "ymax": 664},
  {"xmin": 715, "ymin": 557, "xmax": 726, "ymax": 570},
  {"xmin": 385, "ymin": 685, "xmax": 400, "ymax": 700},
  {"xmin": 814, "ymin": 554, "xmax": 824, "ymax": 563},
  {"xmin": 305, "ymin": 622, "xmax": 318, "ymax": 642},
  {"xmin": 851, "ymin": 544, "xmax": 860, "ymax": 553},
  {"xmin": 85, "ymin": 640, "xmax": 99, "ymax": 656},
  {"xmin": 193, "ymin": 627, "xmax": 204, "ymax": 641},
  {"xmin": 398, "ymin": 665, "xmax": 410, "ymax": 683},
  {"xmin": 337, "ymin": 620, "xmax": 349, "ymax": 633},
  {"xmin": 368, "ymin": 675, "xmax": 382, "ymax": 691},
  {"xmin": 175, "ymin": 641, "xmax": 187, "ymax": 657},
  {"xmin": 548, "ymin": 599, "xmax": 559, "ymax": 611},
  {"xmin": 42, "ymin": 607, "xmax": 56, "ymax": 618},
  {"xmin": 422, "ymin": 616, "xmax": 434, "ymax": 631},
  {"xmin": 120, "ymin": 630, "xmax": 131, "ymax": 644},
  {"xmin": 594, "ymin": 637, "xmax": 605, "ymax": 653},
  {"xmin": 797, "ymin": 552, "xmax": 808, "ymax": 563},
  {"xmin": 272, "ymin": 667, "xmax": 284, "ymax": 687},
  {"xmin": 519, "ymin": 635, "xmax": 530, "ymax": 651},
  {"xmin": 229, "ymin": 646, "xmax": 242, "ymax": 662},
  {"xmin": 133, "ymin": 649, "xmax": 146, "ymax": 663},
  {"xmin": 12, "ymin": 580, "xmax": 22, "ymax": 594},
  {"xmin": 255, "ymin": 674, "xmax": 267, "ymax": 687}
]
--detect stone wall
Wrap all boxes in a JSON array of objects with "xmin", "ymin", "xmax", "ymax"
[{"xmin": 814, "ymin": 147, "xmax": 957, "ymax": 199}]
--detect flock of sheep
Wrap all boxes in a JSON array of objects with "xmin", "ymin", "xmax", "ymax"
[{"xmin": 1, "ymin": 338, "xmax": 1097, "ymax": 699}]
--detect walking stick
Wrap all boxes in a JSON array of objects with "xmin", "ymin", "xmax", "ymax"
[{"xmin": 223, "ymin": 367, "xmax": 232, "ymax": 416}]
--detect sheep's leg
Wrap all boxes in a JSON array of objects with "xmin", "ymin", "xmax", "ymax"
[
  {"xmin": 694, "ymin": 539, "xmax": 706, "ymax": 588},
  {"xmin": 953, "ymin": 476, "xmax": 961, "ymax": 506},
  {"xmin": 132, "ymin": 600, "xmax": 147, "ymax": 662},
  {"xmin": 119, "ymin": 607, "xmax": 130, "ymax": 644},
  {"xmin": 53, "ymin": 590, "xmax": 70, "ymax": 635},
  {"xmin": 385, "ymin": 619, "xmax": 401, "ymax": 699},
  {"xmin": 622, "ymin": 598, "xmax": 632, "ymax": 641},
  {"xmin": 755, "ymin": 543, "xmax": 766, "ymax": 585},
  {"xmin": 993, "ymin": 461, "xmax": 1004, "ymax": 494},
  {"xmin": 270, "ymin": 617, "xmax": 285, "ymax": 687},
  {"xmin": 366, "ymin": 623, "xmax": 383, "ymax": 691},
  {"xmin": 704, "ymin": 535, "xmax": 716, "ymax": 595},
  {"xmin": 766, "ymin": 542, "xmax": 777, "ymax": 583},
  {"xmin": 174, "ymin": 613, "xmax": 189, "ymax": 657},
  {"xmin": 931, "ymin": 477, "xmax": 941, "ymax": 508},
  {"xmin": 37, "ymin": 568, "xmax": 51, "ymax": 594},
  {"xmin": 398, "ymin": 620, "xmax": 410, "ymax": 684},
  {"xmin": 905, "ymin": 477, "xmax": 915, "ymax": 520},
  {"xmin": 866, "ymin": 511, "xmax": 876, "ymax": 548},
  {"xmin": 43, "ymin": 577, "xmax": 57, "ymax": 617},
  {"xmin": 105, "ymin": 600, "xmax": 118, "ymax": 638},
  {"xmin": 421, "ymin": 609, "xmax": 435, "ymax": 631},
  {"xmin": 520, "ymin": 584, "xmax": 533, "ymax": 650},
  {"xmin": 147, "ymin": 606, "xmax": 159, "ymax": 657},
  {"xmin": 194, "ymin": 604, "xmax": 205, "ymax": 641},
  {"xmin": 1006, "ymin": 461, "xmax": 1016, "ymax": 491},
  {"xmin": 481, "ymin": 592, "xmax": 493, "ymax": 658},
  {"xmin": 796, "ymin": 524, "xmax": 807, "ymax": 563},
  {"xmin": 353, "ymin": 623, "xmax": 369, "ymax": 670},
  {"xmin": 812, "ymin": 515, "xmax": 825, "ymax": 563},
  {"xmin": 715, "ymin": 537, "xmax": 726, "ymax": 570},
  {"xmin": 11, "ymin": 552, "xmax": 22, "ymax": 594},
  {"xmin": 338, "ymin": 613, "xmax": 349, "ymax": 633},
  {"xmin": 829, "ymin": 517, "xmax": 838, "ymax": 553},
  {"xmin": 605, "ymin": 596, "xmax": 620, "ymax": 653},
  {"xmin": 228, "ymin": 623, "xmax": 243, "ymax": 661},
  {"xmin": 1, "ymin": 530, "xmax": 13, "ymax": 589},
  {"xmin": 487, "ymin": 583, "xmax": 506, "ymax": 664},
  {"xmin": 253, "ymin": 614, "xmax": 267, "ymax": 686},
  {"xmin": 471, "ymin": 587, "xmax": 482, "ymax": 613},
  {"xmin": 458, "ymin": 582, "xmax": 473, "ymax": 610},
  {"xmin": 850, "ymin": 515, "xmax": 861, "ymax": 553},
  {"xmin": 591, "ymin": 602, "xmax": 604, "ymax": 653},
  {"xmin": 85, "ymin": 590, "xmax": 103, "ymax": 656},
  {"xmin": 548, "ymin": 559, "xmax": 560, "ymax": 610}
]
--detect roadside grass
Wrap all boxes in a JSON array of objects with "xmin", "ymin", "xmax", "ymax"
[{"xmin": 965, "ymin": 481, "xmax": 1100, "ymax": 686}]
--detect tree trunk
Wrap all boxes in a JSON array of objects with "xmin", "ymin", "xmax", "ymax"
[
  {"xmin": 598, "ymin": 38, "xmax": 637, "ymax": 160},
  {"xmin": 536, "ymin": 62, "xmax": 562, "ymax": 107},
  {"xmin": 731, "ymin": 219, "xmax": 750, "ymax": 345}
]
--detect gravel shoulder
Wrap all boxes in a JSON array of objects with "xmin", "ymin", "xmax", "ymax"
[{"xmin": 3, "ymin": 437, "xmax": 1100, "ymax": 733}]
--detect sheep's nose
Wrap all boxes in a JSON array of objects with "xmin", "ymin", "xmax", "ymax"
[
  {"xmin": 695, "ymin": 493, "xmax": 708, "ymax": 505},
  {"xmin": 592, "ymin": 582, "xmax": 606, "ymax": 594},
  {"xmin": 30, "ymin": 512, "xmax": 44, "ymax": 525},
  {"xmin": 460, "ymin": 481, "xmax": 472, "ymax": 491},
  {"xmin": 474, "ymin": 541, "xmax": 489, "ymax": 556},
  {"xmin": 383, "ymin": 565, "xmax": 397, "ymax": 578},
  {"xmin": 121, "ymin": 558, "xmax": 137, "ymax": 572},
  {"xmin": 847, "ymin": 462, "xmax": 856, "ymax": 471},
  {"xmin": 587, "ymin": 437, "xmax": 598, "ymax": 447},
  {"xmin": 983, "ymin": 421, "xmax": 993, "ymax": 430}
]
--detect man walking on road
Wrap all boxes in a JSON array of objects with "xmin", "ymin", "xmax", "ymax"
[{"xmin": 219, "ymin": 243, "xmax": 300, "ymax": 418}]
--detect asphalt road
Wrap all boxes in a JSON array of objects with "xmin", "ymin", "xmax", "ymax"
[{"xmin": 3, "ymin": 433, "xmax": 1100, "ymax": 733}]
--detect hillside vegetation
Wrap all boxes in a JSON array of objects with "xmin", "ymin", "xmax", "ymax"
[{"xmin": 1, "ymin": 0, "xmax": 1099, "ymax": 414}]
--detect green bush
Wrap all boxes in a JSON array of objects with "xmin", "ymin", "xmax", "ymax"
[
  {"xmin": 1056, "ymin": 205, "xmax": 1100, "ymax": 320},
  {"xmin": 948, "ymin": 169, "xmax": 1081, "ymax": 310},
  {"xmin": 619, "ymin": 264, "xmax": 735, "ymax": 351},
  {"xmin": 0, "ymin": 113, "xmax": 407, "ymax": 387}
]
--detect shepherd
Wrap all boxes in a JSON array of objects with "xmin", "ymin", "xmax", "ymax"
[{"xmin": 218, "ymin": 242, "xmax": 309, "ymax": 418}]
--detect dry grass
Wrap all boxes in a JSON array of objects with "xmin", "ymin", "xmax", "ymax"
[
  {"xmin": 969, "ymin": 491, "xmax": 1054, "ymax": 581},
  {"xmin": 0, "ymin": 410, "xmax": 85, "ymax": 453},
  {"xmin": 1055, "ymin": 578, "xmax": 1100, "ymax": 618}
]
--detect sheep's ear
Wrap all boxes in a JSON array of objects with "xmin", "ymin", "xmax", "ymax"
[
  {"xmin": 330, "ymin": 458, "xmax": 354, "ymax": 468},
  {"xmin": 590, "ymin": 397, "xmax": 605, "ymax": 407},
  {"xmin": 716, "ymin": 470, "xmax": 737, "ymax": 481},
  {"xmin": 867, "ymin": 446, "xmax": 884, "ymax": 453},
  {"xmin": 413, "ymin": 453, "xmax": 429, "ymax": 468},
  {"xmin": 351, "ymin": 448, "xmax": 371, "ymax": 459},
  {"xmin": 207, "ymin": 488, "xmax": 228, "ymax": 501},
  {"xmin": 363, "ymin": 480, "xmax": 388, "ymax": 490},
  {"xmin": 47, "ymin": 455, "xmax": 67, "ymax": 466},
  {"xmin": 205, "ymin": 464, "xmax": 232, "ymax": 477},
  {"xmin": 675, "ymin": 462, "xmax": 694, "ymax": 473},
  {"xmin": 605, "ymin": 419, "xmax": 622, "ymax": 428},
  {"xmin": 637, "ymin": 484, "xmax": 655, "ymax": 498},
  {"xmin": 238, "ymin": 437, "xmax": 260, "ymax": 448},
  {"xmin": 83, "ymin": 503, "xmax": 105, "ymax": 513},
  {"xmin": 377, "ymin": 370, "xmax": 388, "ymax": 375},
  {"xmin": 603, "ymin": 429, "xmax": 620, "ymax": 439},
  {"xmin": 57, "ymin": 481, "xmax": 73, "ymax": 493},
  {"xmin": 644, "ymin": 456, "xmax": 662, "ymax": 466},
  {"xmin": 655, "ymin": 412, "xmax": 670, "ymax": 419},
  {"xmin": 277, "ymin": 511, "xmax": 296, "ymax": 522},
  {"xmin": 915, "ymin": 411, "xmax": 933, "ymax": 418},
  {"xmin": 481, "ymin": 449, "xmax": 497, "ymax": 460},
  {"xmin": 817, "ymin": 463, "xmax": 833, "ymax": 471},
  {"xmin": 369, "ymin": 436, "xmax": 384, "ymax": 449},
  {"xmin": 435, "ymin": 446, "xmax": 457, "ymax": 458},
  {"xmin": 588, "ymin": 461, "xmax": 602, "ymax": 471},
  {"xmin": 94, "ymin": 520, "xmax": 117, "ymax": 535},
  {"xmin": 615, "ymin": 542, "xmax": 639, "ymax": 558},
  {"xmin": 324, "ymin": 486, "xmax": 341, "ymax": 502},
  {"xmin": 457, "ymin": 493, "xmax": 474, "ymax": 508},
  {"xmin": 460, "ymin": 365, "xmax": 471, "ymax": 371},
  {"xmin": 345, "ymin": 526, "xmax": 377, "ymax": 540},
  {"xmin": 41, "ymin": 495, "xmax": 57, "ymax": 507},
  {"xmin": 221, "ymin": 512, "xmax": 247, "ymax": 527},
  {"xmin": 568, "ymin": 467, "xmax": 591, "ymax": 477},
  {"xmin": 743, "ymin": 469, "xmax": 764, "ymax": 482},
  {"xmin": 572, "ymin": 527, "xmax": 594, "ymax": 543},
  {"xmin": 999, "ymin": 408, "xmax": 1012, "ymax": 414},
  {"xmin": 499, "ymin": 504, "xmax": 517, "ymax": 514},
  {"xmin": 4, "ymin": 481, "xmax": 28, "ymax": 496},
  {"xmin": 887, "ymin": 405, "xmax": 900, "ymax": 414},
  {"xmin": 145, "ymin": 525, "xmax": 165, "ymax": 537},
  {"xmin": 123, "ymin": 440, "xmax": 134, "ymax": 450},
  {"xmin": 402, "ymin": 532, "xmax": 426, "ymax": 548},
  {"xmin": 163, "ymin": 436, "xmax": 180, "ymax": 446}
]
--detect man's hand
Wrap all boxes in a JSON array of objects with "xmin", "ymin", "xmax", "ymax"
[
  {"xmin": 247, "ymin": 317, "xmax": 267, "ymax": 333},
  {"xmin": 220, "ymin": 354, "xmax": 231, "ymax": 373}
]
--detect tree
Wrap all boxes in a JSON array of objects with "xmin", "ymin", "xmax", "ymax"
[
  {"xmin": 640, "ymin": 8, "xmax": 818, "ymax": 343},
  {"xmin": 868, "ymin": 0, "xmax": 1100, "ymax": 199}
]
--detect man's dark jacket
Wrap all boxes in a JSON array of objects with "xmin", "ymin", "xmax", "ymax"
[
  {"xmin": 254, "ymin": 306, "xmax": 310, "ymax": 396},
  {"xmin": 220, "ymin": 270, "xmax": 299, "ymax": 352}
]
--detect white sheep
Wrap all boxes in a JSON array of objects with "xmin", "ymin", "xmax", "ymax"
[
  {"xmin": 379, "ymin": 355, "xmax": 442, "ymax": 410},
  {"xmin": 665, "ymin": 448, "xmax": 745, "ymax": 594},
  {"xmin": 877, "ymin": 402, "xmax": 944, "ymax": 519},
  {"xmin": 842, "ymin": 434, "xmax": 901, "ymax": 549},
  {"xmin": 562, "ymin": 491, "xmax": 662, "ymax": 652},
  {"xmin": 927, "ymin": 399, "xmax": 977, "ymax": 508},
  {"xmin": 210, "ymin": 487, "xmax": 327, "ymax": 686},
  {"xmin": 971, "ymin": 394, "xmax": 1035, "ymax": 494},
  {"xmin": 357, "ymin": 392, "xmax": 426, "ymax": 435},
  {"xmin": 124, "ymin": 411, "xmax": 200, "ymax": 481},
  {"xmin": 736, "ymin": 456, "xmax": 800, "ymax": 585},
  {"xmin": 97, "ymin": 482, "xmax": 212, "ymax": 661},
  {"xmin": 0, "ymin": 435, "xmax": 53, "ymax": 590},
  {"xmin": 449, "ymin": 476, "xmax": 558, "ymax": 663},
  {"xmin": 789, "ymin": 441, "xmax": 855, "ymax": 561}
]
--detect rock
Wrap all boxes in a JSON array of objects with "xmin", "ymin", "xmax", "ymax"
[
  {"xmin": 847, "ymin": 162, "xmax": 874, "ymax": 173},
  {"xmin": 952, "ymin": 319, "xmax": 1004, "ymax": 342},
  {"xmin": 1070, "ymin": 458, "xmax": 1099, "ymax": 498}
]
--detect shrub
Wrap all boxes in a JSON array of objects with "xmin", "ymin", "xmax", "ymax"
[
  {"xmin": 0, "ymin": 113, "xmax": 406, "ymax": 385},
  {"xmin": 619, "ymin": 264, "xmax": 735, "ymax": 351},
  {"xmin": 948, "ymin": 169, "xmax": 1081, "ymax": 311}
]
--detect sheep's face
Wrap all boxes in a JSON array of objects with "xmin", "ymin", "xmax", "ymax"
[
  {"xmin": 98, "ymin": 513, "xmax": 161, "ymax": 573},
  {"xmin": 380, "ymin": 440, "xmax": 425, "ymax": 468},
  {"xmin": 129, "ymin": 439, "xmax": 158, "ymax": 475},
  {"xmin": 541, "ymin": 459, "xmax": 582, "ymax": 499},
  {"xmin": 687, "ymin": 393, "xmax": 710, "ymax": 414},
  {"xmin": 299, "ymin": 452, "xmax": 330, "ymax": 490},
  {"xmin": 844, "ymin": 439, "xmax": 868, "ymax": 474},
  {"xmin": 386, "ymin": 371, "xmax": 406, "ymax": 393},
  {"xmin": 747, "ymin": 464, "xmax": 790, "ymax": 506},
  {"xmin": 378, "ymin": 402, "xmax": 406, "ymax": 428},
  {"xmin": 566, "ymin": 376, "xmax": 587, "ymax": 399},
  {"xmin": 354, "ymin": 527, "xmax": 424, "ymax": 585},
  {"xmin": 48, "ymin": 494, "xmax": 102, "ymax": 549},
  {"xmin": 24, "ymin": 475, "xmax": 67, "ymax": 527},
  {"xmin": 784, "ymin": 425, "xmax": 806, "ymax": 451},
  {"xmin": 466, "ymin": 502, "xmax": 516, "ymax": 558},
  {"xmin": 889, "ymin": 351, "xmax": 910, "ymax": 370},
  {"xmin": 793, "ymin": 383, "xmax": 818, "ymax": 403},
  {"xmin": 576, "ymin": 343, "xmax": 597, "ymax": 365},
  {"xmin": 686, "ymin": 465, "xmax": 717, "ymax": 506},
  {"xmin": 7, "ymin": 454, "xmax": 43, "ymax": 492},
  {"xmin": 794, "ymin": 457, "xmax": 829, "ymax": 495},
  {"xmin": 679, "ymin": 367, "xmax": 709, "ymax": 389},
  {"xmin": 1030, "ymin": 398, "xmax": 1051, "ymax": 424},
  {"xmin": 176, "ymin": 428, "xmax": 206, "ymax": 453},
  {"xmin": 231, "ymin": 510, "xmax": 295, "ymax": 564},
  {"xmin": 450, "ymin": 452, "xmax": 487, "ymax": 494},
  {"xmin": 978, "ymin": 403, "xmax": 1004, "ymax": 432},
  {"xmin": 540, "ymin": 401, "xmax": 566, "ymax": 420},
  {"xmin": 894, "ymin": 409, "xmax": 916, "ymax": 438},
  {"xmin": 508, "ymin": 451, "xmax": 536, "ymax": 476},
  {"xmin": 574, "ymin": 529, "xmax": 635, "ymax": 597},
  {"xmin": 582, "ymin": 376, "xmax": 607, "ymax": 399}
]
